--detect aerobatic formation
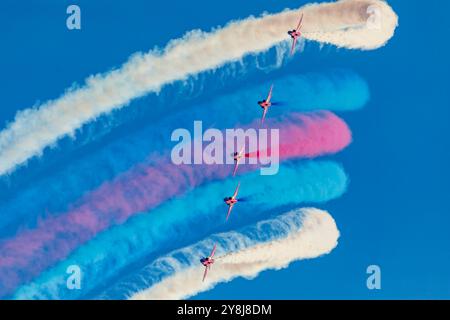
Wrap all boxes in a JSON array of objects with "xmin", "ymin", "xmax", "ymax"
[{"xmin": 0, "ymin": 0, "xmax": 398, "ymax": 299}]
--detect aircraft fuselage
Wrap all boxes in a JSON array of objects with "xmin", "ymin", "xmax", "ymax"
[
  {"xmin": 258, "ymin": 100, "xmax": 271, "ymax": 108},
  {"xmin": 200, "ymin": 257, "xmax": 214, "ymax": 267},
  {"xmin": 288, "ymin": 30, "xmax": 301, "ymax": 38},
  {"xmin": 224, "ymin": 197, "xmax": 238, "ymax": 205}
]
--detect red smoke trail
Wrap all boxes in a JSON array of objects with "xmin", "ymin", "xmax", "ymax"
[{"xmin": 0, "ymin": 111, "xmax": 351, "ymax": 296}]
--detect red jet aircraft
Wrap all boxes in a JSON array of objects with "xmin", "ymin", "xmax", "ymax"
[
  {"xmin": 200, "ymin": 244, "xmax": 217, "ymax": 281},
  {"xmin": 288, "ymin": 13, "xmax": 304, "ymax": 56},
  {"xmin": 223, "ymin": 182, "xmax": 241, "ymax": 221},
  {"xmin": 232, "ymin": 146, "xmax": 245, "ymax": 176},
  {"xmin": 257, "ymin": 84, "xmax": 274, "ymax": 124}
]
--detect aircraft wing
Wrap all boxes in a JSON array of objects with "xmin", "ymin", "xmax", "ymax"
[
  {"xmin": 290, "ymin": 37, "xmax": 298, "ymax": 56},
  {"xmin": 261, "ymin": 106, "xmax": 268, "ymax": 124},
  {"xmin": 232, "ymin": 182, "xmax": 241, "ymax": 199},
  {"xmin": 297, "ymin": 13, "xmax": 304, "ymax": 31},
  {"xmin": 266, "ymin": 84, "xmax": 274, "ymax": 103},
  {"xmin": 225, "ymin": 204, "xmax": 234, "ymax": 221},
  {"xmin": 239, "ymin": 146, "xmax": 245, "ymax": 157},
  {"xmin": 202, "ymin": 266, "xmax": 209, "ymax": 282},
  {"xmin": 232, "ymin": 161, "xmax": 239, "ymax": 176},
  {"xmin": 210, "ymin": 244, "xmax": 217, "ymax": 258}
]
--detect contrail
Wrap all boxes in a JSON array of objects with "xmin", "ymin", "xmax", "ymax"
[
  {"xmin": 129, "ymin": 207, "xmax": 339, "ymax": 300},
  {"xmin": 12, "ymin": 161, "xmax": 347, "ymax": 299},
  {"xmin": 0, "ymin": 0, "xmax": 397, "ymax": 176}
]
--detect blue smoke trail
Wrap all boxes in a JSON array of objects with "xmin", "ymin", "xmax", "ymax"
[
  {"xmin": 0, "ymin": 70, "xmax": 367, "ymax": 238},
  {"xmin": 0, "ymin": 46, "xmax": 288, "ymax": 194},
  {"xmin": 13, "ymin": 160, "xmax": 347, "ymax": 299}
]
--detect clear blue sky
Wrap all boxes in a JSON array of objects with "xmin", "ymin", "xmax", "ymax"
[{"xmin": 0, "ymin": 0, "xmax": 449, "ymax": 299}]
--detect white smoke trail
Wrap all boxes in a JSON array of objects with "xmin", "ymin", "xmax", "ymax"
[
  {"xmin": 130, "ymin": 207, "xmax": 339, "ymax": 300},
  {"xmin": 0, "ymin": 0, "xmax": 398, "ymax": 176}
]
